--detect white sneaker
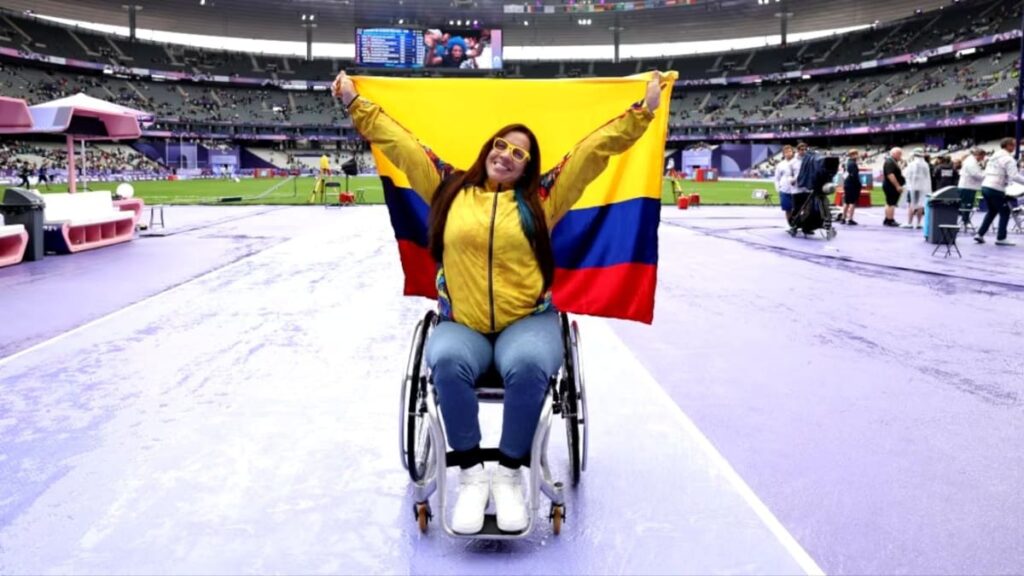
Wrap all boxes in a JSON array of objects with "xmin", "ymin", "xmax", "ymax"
[
  {"xmin": 995, "ymin": 239, "xmax": 1016, "ymax": 247},
  {"xmin": 491, "ymin": 465, "xmax": 528, "ymax": 532},
  {"xmin": 451, "ymin": 464, "xmax": 489, "ymax": 534}
]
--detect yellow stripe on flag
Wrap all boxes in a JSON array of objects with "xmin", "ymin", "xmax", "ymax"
[{"xmin": 353, "ymin": 72, "xmax": 677, "ymax": 208}]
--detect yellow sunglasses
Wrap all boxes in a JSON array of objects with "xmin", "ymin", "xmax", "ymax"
[{"xmin": 492, "ymin": 137, "xmax": 531, "ymax": 163}]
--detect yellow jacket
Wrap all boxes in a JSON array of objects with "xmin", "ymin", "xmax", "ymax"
[{"xmin": 349, "ymin": 96, "xmax": 653, "ymax": 334}]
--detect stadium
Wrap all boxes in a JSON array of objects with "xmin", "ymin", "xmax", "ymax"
[{"xmin": 0, "ymin": 0, "xmax": 1021, "ymax": 573}]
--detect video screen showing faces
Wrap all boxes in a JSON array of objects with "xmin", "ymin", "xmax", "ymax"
[{"xmin": 423, "ymin": 29, "xmax": 503, "ymax": 70}]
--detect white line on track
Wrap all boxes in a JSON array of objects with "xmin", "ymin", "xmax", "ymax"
[{"xmin": 579, "ymin": 316, "xmax": 826, "ymax": 576}]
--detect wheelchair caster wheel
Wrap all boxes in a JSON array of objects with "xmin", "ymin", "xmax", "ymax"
[
  {"xmin": 787, "ymin": 228, "xmax": 797, "ymax": 237},
  {"xmin": 415, "ymin": 503, "xmax": 431, "ymax": 533},
  {"xmin": 549, "ymin": 504, "xmax": 565, "ymax": 535}
]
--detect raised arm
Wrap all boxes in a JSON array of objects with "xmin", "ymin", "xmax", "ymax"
[
  {"xmin": 333, "ymin": 72, "xmax": 452, "ymax": 201},
  {"xmin": 540, "ymin": 73, "xmax": 664, "ymax": 224}
]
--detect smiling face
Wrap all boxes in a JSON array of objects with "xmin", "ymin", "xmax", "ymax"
[{"xmin": 485, "ymin": 130, "xmax": 531, "ymax": 186}]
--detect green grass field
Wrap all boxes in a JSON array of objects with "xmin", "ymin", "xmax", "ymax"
[
  {"xmin": 661, "ymin": 179, "xmax": 888, "ymax": 206},
  {"xmin": 40, "ymin": 176, "xmax": 387, "ymax": 206},
  {"xmin": 38, "ymin": 176, "xmax": 886, "ymax": 207}
]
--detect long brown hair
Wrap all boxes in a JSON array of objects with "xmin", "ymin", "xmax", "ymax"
[{"xmin": 427, "ymin": 124, "xmax": 555, "ymax": 293}]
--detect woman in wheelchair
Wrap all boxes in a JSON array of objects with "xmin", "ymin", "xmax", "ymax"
[{"xmin": 332, "ymin": 71, "xmax": 662, "ymax": 534}]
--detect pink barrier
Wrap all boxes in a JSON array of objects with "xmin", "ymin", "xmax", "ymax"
[
  {"xmin": 113, "ymin": 198, "xmax": 145, "ymax": 228},
  {"xmin": 44, "ymin": 217, "xmax": 135, "ymax": 255},
  {"xmin": 0, "ymin": 227, "xmax": 28, "ymax": 267}
]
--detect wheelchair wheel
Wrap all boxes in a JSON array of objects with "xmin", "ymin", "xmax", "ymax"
[
  {"xmin": 559, "ymin": 313, "xmax": 587, "ymax": 487},
  {"xmin": 400, "ymin": 310, "xmax": 436, "ymax": 482}
]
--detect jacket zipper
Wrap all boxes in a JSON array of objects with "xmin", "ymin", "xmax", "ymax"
[{"xmin": 488, "ymin": 192, "xmax": 498, "ymax": 332}]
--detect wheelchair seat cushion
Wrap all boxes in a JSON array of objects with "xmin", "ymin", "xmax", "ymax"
[{"xmin": 475, "ymin": 367, "xmax": 504, "ymax": 389}]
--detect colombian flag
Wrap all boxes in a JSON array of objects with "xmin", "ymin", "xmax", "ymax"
[{"xmin": 353, "ymin": 72, "xmax": 676, "ymax": 324}]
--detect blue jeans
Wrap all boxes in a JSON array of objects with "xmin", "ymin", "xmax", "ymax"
[
  {"xmin": 425, "ymin": 311, "xmax": 563, "ymax": 461},
  {"xmin": 978, "ymin": 187, "xmax": 1010, "ymax": 241}
]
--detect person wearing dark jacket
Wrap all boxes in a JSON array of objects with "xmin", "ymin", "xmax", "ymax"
[
  {"xmin": 931, "ymin": 153, "xmax": 958, "ymax": 192},
  {"xmin": 841, "ymin": 149, "xmax": 862, "ymax": 225},
  {"xmin": 37, "ymin": 162, "xmax": 50, "ymax": 191},
  {"xmin": 881, "ymin": 148, "xmax": 906, "ymax": 227},
  {"xmin": 17, "ymin": 163, "xmax": 31, "ymax": 188}
]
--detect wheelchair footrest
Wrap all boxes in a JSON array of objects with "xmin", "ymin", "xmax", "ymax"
[{"xmin": 478, "ymin": 514, "xmax": 526, "ymax": 536}]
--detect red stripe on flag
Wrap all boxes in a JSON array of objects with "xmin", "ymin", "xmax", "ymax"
[
  {"xmin": 396, "ymin": 240, "xmax": 438, "ymax": 299},
  {"xmin": 553, "ymin": 263, "xmax": 657, "ymax": 324}
]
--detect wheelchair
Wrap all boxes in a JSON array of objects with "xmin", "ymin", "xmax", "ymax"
[{"xmin": 398, "ymin": 310, "xmax": 588, "ymax": 538}]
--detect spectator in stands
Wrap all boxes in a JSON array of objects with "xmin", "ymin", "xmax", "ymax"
[
  {"xmin": 424, "ymin": 30, "xmax": 451, "ymax": 66},
  {"xmin": 441, "ymin": 38, "xmax": 468, "ymax": 68},
  {"xmin": 957, "ymin": 147, "xmax": 987, "ymax": 226},
  {"xmin": 903, "ymin": 148, "xmax": 931, "ymax": 229},
  {"xmin": 882, "ymin": 147, "xmax": 906, "ymax": 227},
  {"xmin": 931, "ymin": 152, "xmax": 958, "ymax": 192},
  {"xmin": 774, "ymin": 145, "xmax": 795, "ymax": 222},
  {"xmin": 975, "ymin": 137, "xmax": 1024, "ymax": 246},
  {"xmin": 841, "ymin": 149, "xmax": 862, "ymax": 226}
]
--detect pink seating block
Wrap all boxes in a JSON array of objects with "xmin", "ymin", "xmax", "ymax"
[
  {"xmin": 57, "ymin": 217, "xmax": 135, "ymax": 254},
  {"xmin": 113, "ymin": 198, "xmax": 145, "ymax": 227},
  {"xmin": 0, "ymin": 227, "xmax": 28, "ymax": 267}
]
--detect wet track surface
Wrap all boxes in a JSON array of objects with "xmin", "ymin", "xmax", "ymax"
[{"xmin": 1, "ymin": 205, "xmax": 1020, "ymax": 574}]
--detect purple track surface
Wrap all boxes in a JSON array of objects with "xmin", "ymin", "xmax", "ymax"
[{"xmin": 0, "ymin": 205, "xmax": 1021, "ymax": 574}]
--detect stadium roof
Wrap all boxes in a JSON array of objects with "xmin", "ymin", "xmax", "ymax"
[{"xmin": 3, "ymin": 0, "xmax": 958, "ymax": 46}]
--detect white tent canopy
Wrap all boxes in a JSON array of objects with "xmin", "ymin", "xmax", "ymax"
[
  {"xmin": 29, "ymin": 92, "xmax": 152, "ymax": 121},
  {"xmin": 26, "ymin": 93, "xmax": 151, "ymax": 193}
]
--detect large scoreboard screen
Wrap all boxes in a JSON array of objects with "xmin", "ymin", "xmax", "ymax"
[
  {"xmin": 355, "ymin": 27, "xmax": 503, "ymax": 70},
  {"xmin": 355, "ymin": 28, "xmax": 426, "ymax": 68}
]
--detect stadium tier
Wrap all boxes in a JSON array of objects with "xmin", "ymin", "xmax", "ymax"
[{"xmin": 0, "ymin": 0, "xmax": 1019, "ymax": 144}]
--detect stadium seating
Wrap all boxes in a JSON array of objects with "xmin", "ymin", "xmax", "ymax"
[
  {"xmin": 0, "ymin": 0, "xmax": 1018, "ymax": 148},
  {"xmin": 41, "ymin": 191, "xmax": 136, "ymax": 254}
]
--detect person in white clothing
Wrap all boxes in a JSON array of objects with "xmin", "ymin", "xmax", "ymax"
[
  {"xmin": 789, "ymin": 142, "xmax": 806, "ymax": 189},
  {"xmin": 787, "ymin": 142, "xmax": 809, "ymax": 223},
  {"xmin": 957, "ymin": 147, "xmax": 987, "ymax": 226},
  {"xmin": 903, "ymin": 148, "xmax": 932, "ymax": 229},
  {"xmin": 975, "ymin": 137, "xmax": 1024, "ymax": 246},
  {"xmin": 774, "ymin": 145, "xmax": 795, "ymax": 222}
]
